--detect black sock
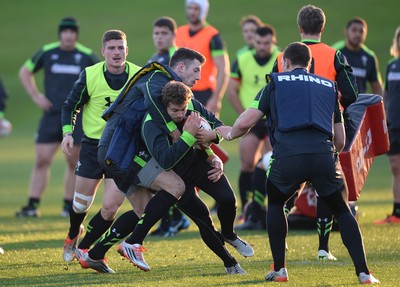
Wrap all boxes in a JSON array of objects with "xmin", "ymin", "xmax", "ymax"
[
  {"xmin": 252, "ymin": 190, "xmax": 266, "ymax": 223},
  {"xmin": 125, "ymin": 190, "xmax": 177, "ymax": 245},
  {"xmin": 250, "ymin": 168, "xmax": 267, "ymax": 226},
  {"xmin": 63, "ymin": 199, "xmax": 72, "ymax": 210},
  {"xmin": 28, "ymin": 197, "xmax": 40, "ymax": 209},
  {"xmin": 172, "ymin": 205, "xmax": 183, "ymax": 220},
  {"xmin": 178, "ymin": 193, "xmax": 237, "ymax": 268},
  {"xmin": 239, "ymin": 171, "xmax": 253, "ymax": 211},
  {"xmin": 159, "ymin": 210, "xmax": 172, "ymax": 230},
  {"xmin": 68, "ymin": 206, "xmax": 87, "ymax": 239},
  {"xmin": 317, "ymin": 197, "xmax": 334, "ymax": 252},
  {"xmin": 393, "ymin": 202, "xmax": 400, "ymax": 217},
  {"xmin": 253, "ymin": 167, "xmax": 267, "ymax": 197},
  {"xmin": 78, "ymin": 210, "xmax": 113, "ymax": 249},
  {"xmin": 89, "ymin": 210, "xmax": 139, "ymax": 260}
]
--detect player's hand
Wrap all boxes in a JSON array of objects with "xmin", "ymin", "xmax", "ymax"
[
  {"xmin": 170, "ymin": 129, "xmax": 182, "ymax": 143},
  {"xmin": 61, "ymin": 134, "xmax": 74, "ymax": 156},
  {"xmin": 183, "ymin": 112, "xmax": 201, "ymax": 136},
  {"xmin": 216, "ymin": 126, "xmax": 232, "ymax": 140},
  {"xmin": 207, "ymin": 155, "xmax": 223, "ymax": 182},
  {"xmin": 33, "ymin": 93, "xmax": 52, "ymax": 112},
  {"xmin": 196, "ymin": 128, "xmax": 216, "ymax": 145}
]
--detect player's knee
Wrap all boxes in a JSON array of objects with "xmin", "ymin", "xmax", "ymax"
[
  {"xmin": 101, "ymin": 197, "xmax": 122, "ymax": 219},
  {"xmin": 240, "ymin": 157, "xmax": 257, "ymax": 172},
  {"xmin": 390, "ymin": 164, "xmax": 400, "ymax": 176},
  {"xmin": 35, "ymin": 157, "xmax": 52, "ymax": 169},
  {"xmin": 72, "ymin": 192, "xmax": 94, "ymax": 214},
  {"xmin": 169, "ymin": 179, "xmax": 185, "ymax": 198},
  {"xmin": 100, "ymin": 205, "xmax": 119, "ymax": 221},
  {"xmin": 66, "ymin": 159, "xmax": 77, "ymax": 170}
]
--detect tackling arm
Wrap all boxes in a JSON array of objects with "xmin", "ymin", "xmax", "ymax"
[{"xmin": 217, "ymin": 108, "xmax": 264, "ymax": 141}]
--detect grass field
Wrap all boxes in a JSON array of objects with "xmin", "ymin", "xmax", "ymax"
[{"xmin": 1, "ymin": 1, "xmax": 400, "ymax": 286}]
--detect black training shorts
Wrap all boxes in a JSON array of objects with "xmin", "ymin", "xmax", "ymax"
[
  {"xmin": 267, "ymin": 153, "xmax": 345, "ymax": 197},
  {"xmin": 36, "ymin": 111, "xmax": 83, "ymax": 144}
]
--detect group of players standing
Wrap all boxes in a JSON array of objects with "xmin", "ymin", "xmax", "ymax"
[{"xmin": 8, "ymin": 0, "xmax": 400, "ymax": 284}]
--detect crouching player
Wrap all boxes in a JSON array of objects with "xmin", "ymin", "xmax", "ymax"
[{"xmin": 79, "ymin": 81, "xmax": 252, "ymax": 274}]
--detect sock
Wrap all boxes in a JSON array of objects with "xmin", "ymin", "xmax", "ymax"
[
  {"xmin": 78, "ymin": 210, "xmax": 113, "ymax": 249},
  {"xmin": 68, "ymin": 206, "xmax": 87, "ymax": 239},
  {"xmin": 239, "ymin": 171, "xmax": 253, "ymax": 211},
  {"xmin": 172, "ymin": 205, "xmax": 184, "ymax": 221},
  {"xmin": 252, "ymin": 167, "xmax": 267, "ymax": 224},
  {"xmin": 28, "ymin": 197, "xmax": 40, "ymax": 209},
  {"xmin": 125, "ymin": 190, "xmax": 177, "ymax": 245},
  {"xmin": 89, "ymin": 210, "xmax": 139, "ymax": 260},
  {"xmin": 317, "ymin": 196, "xmax": 334, "ymax": 252},
  {"xmin": 252, "ymin": 190, "xmax": 266, "ymax": 224},
  {"xmin": 393, "ymin": 202, "xmax": 400, "ymax": 217},
  {"xmin": 63, "ymin": 199, "xmax": 72, "ymax": 211},
  {"xmin": 159, "ymin": 210, "xmax": 172, "ymax": 230},
  {"xmin": 178, "ymin": 193, "xmax": 237, "ymax": 268},
  {"xmin": 253, "ymin": 167, "xmax": 267, "ymax": 197}
]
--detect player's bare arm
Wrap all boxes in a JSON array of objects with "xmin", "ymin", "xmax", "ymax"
[
  {"xmin": 19, "ymin": 66, "xmax": 52, "ymax": 111},
  {"xmin": 217, "ymin": 108, "xmax": 264, "ymax": 140}
]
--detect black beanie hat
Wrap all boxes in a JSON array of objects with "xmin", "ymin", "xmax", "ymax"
[{"xmin": 59, "ymin": 17, "xmax": 79, "ymax": 34}]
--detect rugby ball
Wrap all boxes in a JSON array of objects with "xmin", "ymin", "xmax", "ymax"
[
  {"xmin": 183, "ymin": 116, "xmax": 212, "ymax": 150},
  {"xmin": 194, "ymin": 117, "xmax": 212, "ymax": 150},
  {"xmin": 0, "ymin": 118, "xmax": 12, "ymax": 138}
]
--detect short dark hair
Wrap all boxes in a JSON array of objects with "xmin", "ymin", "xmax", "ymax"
[
  {"xmin": 169, "ymin": 47, "xmax": 206, "ymax": 68},
  {"xmin": 59, "ymin": 17, "xmax": 79, "ymax": 34},
  {"xmin": 346, "ymin": 17, "xmax": 368, "ymax": 30},
  {"xmin": 283, "ymin": 42, "xmax": 312, "ymax": 68},
  {"xmin": 255, "ymin": 25, "xmax": 276, "ymax": 37},
  {"xmin": 161, "ymin": 80, "xmax": 193, "ymax": 107},
  {"xmin": 153, "ymin": 16, "xmax": 177, "ymax": 34},
  {"xmin": 239, "ymin": 15, "xmax": 263, "ymax": 28},
  {"xmin": 297, "ymin": 5, "xmax": 326, "ymax": 35},
  {"xmin": 102, "ymin": 30, "xmax": 126, "ymax": 47}
]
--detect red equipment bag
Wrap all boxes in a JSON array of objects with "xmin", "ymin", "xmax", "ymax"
[
  {"xmin": 339, "ymin": 94, "xmax": 389, "ymax": 201},
  {"xmin": 210, "ymin": 143, "xmax": 229, "ymax": 163},
  {"xmin": 292, "ymin": 183, "xmax": 317, "ymax": 218}
]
